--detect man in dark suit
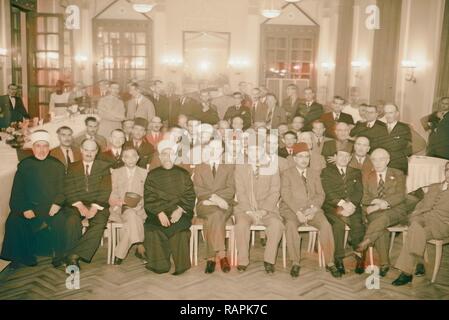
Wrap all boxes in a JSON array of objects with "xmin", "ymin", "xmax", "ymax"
[
  {"xmin": 50, "ymin": 126, "xmax": 82, "ymax": 170},
  {"xmin": 320, "ymin": 96, "xmax": 354, "ymax": 139},
  {"xmin": 193, "ymin": 140, "xmax": 235, "ymax": 273},
  {"xmin": 321, "ymin": 122, "xmax": 354, "ymax": 164},
  {"xmin": 60, "ymin": 139, "xmax": 112, "ymax": 269},
  {"xmin": 350, "ymin": 105, "xmax": 388, "ymax": 151},
  {"xmin": 192, "ymin": 90, "xmax": 219, "ymax": 125},
  {"xmin": 321, "ymin": 144, "xmax": 365, "ymax": 275},
  {"xmin": 278, "ymin": 131, "xmax": 298, "ymax": 158},
  {"xmin": 223, "ymin": 92, "xmax": 251, "ymax": 130},
  {"xmin": 123, "ymin": 117, "xmax": 155, "ymax": 170},
  {"xmin": 251, "ymin": 88, "xmax": 269, "ymax": 124},
  {"xmin": 382, "ymin": 104, "xmax": 412, "ymax": 174},
  {"xmin": 427, "ymin": 98, "xmax": 449, "ymax": 160},
  {"xmin": 149, "ymin": 80, "xmax": 169, "ymax": 124},
  {"xmin": 281, "ymin": 84, "xmax": 301, "ymax": 123},
  {"xmin": 421, "ymin": 97, "xmax": 449, "ymax": 156},
  {"xmin": 295, "ymin": 87, "xmax": 323, "ymax": 131},
  {"xmin": 392, "ymin": 162, "xmax": 449, "ymax": 286},
  {"xmin": 349, "ymin": 136, "xmax": 374, "ymax": 180},
  {"xmin": 356, "ymin": 148, "xmax": 408, "ymax": 277},
  {"xmin": 98, "ymin": 128, "xmax": 126, "ymax": 169},
  {"xmin": 169, "ymin": 93, "xmax": 200, "ymax": 126},
  {"xmin": 0, "ymin": 83, "xmax": 30, "ymax": 128}
]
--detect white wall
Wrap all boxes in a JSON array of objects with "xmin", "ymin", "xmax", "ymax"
[{"xmin": 395, "ymin": 0, "xmax": 445, "ymax": 137}]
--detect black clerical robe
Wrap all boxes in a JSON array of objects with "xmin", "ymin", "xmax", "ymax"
[
  {"xmin": 143, "ymin": 165, "xmax": 196, "ymax": 273},
  {"xmin": 1, "ymin": 156, "xmax": 66, "ymax": 265}
]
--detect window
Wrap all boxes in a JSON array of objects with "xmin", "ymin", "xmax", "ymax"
[{"xmin": 93, "ymin": 19, "xmax": 152, "ymax": 89}]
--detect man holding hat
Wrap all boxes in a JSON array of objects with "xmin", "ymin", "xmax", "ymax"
[
  {"xmin": 1, "ymin": 130, "xmax": 66, "ymax": 268},
  {"xmin": 143, "ymin": 140, "xmax": 196, "ymax": 275},
  {"xmin": 123, "ymin": 117, "xmax": 155, "ymax": 170},
  {"xmin": 280, "ymin": 142, "xmax": 340, "ymax": 278},
  {"xmin": 320, "ymin": 143, "xmax": 366, "ymax": 275}
]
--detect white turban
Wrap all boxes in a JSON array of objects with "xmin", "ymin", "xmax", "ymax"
[
  {"xmin": 157, "ymin": 139, "xmax": 177, "ymax": 154},
  {"xmin": 30, "ymin": 130, "xmax": 50, "ymax": 145}
]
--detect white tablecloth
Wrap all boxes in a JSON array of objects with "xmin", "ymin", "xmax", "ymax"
[
  {"xmin": 0, "ymin": 115, "xmax": 89, "ymax": 252},
  {"xmin": 406, "ymin": 155, "xmax": 448, "ymax": 193}
]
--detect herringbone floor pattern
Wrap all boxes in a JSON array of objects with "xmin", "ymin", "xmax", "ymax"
[{"xmin": 0, "ymin": 234, "xmax": 448, "ymax": 300}]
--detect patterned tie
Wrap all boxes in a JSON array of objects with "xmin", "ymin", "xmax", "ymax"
[
  {"xmin": 377, "ymin": 173, "xmax": 385, "ymax": 199},
  {"xmin": 85, "ymin": 164, "xmax": 90, "ymax": 192},
  {"xmin": 340, "ymin": 167, "xmax": 346, "ymax": 180},
  {"xmin": 317, "ymin": 137, "xmax": 321, "ymax": 147}
]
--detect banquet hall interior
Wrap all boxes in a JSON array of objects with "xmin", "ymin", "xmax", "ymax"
[{"xmin": 0, "ymin": 0, "xmax": 449, "ymax": 300}]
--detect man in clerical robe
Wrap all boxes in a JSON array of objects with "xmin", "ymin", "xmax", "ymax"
[
  {"xmin": 143, "ymin": 140, "xmax": 196, "ymax": 275},
  {"xmin": 1, "ymin": 130, "xmax": 66, "ymax": 268}
]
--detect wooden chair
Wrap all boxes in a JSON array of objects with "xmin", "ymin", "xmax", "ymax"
[
  {"xmin": 297, "ymin": 225, "xmax": 323, "ymax": 267},
  {"xmin": 424, "ymin": 237, "xmax": 449, "ymax": 283},
  {"xmin": 108, "ymin": 222, "xmax": 124, "ymax": 265},
  {"xmin": 234, "ymin": 225, "xmax": 287, "ymax": 268}
]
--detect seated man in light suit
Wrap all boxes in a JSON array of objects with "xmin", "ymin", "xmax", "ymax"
[
  {"xmin": 234, "ymin": 145, "xmax": 284, "ymax": 273},
  {"xmin": 193, "ymin": 140, "xmax": 235, "ymax": 274},
  {"xmin": 280, "ymin": 143, "xmax": 340, "ymax": 278},
  {"xmin": 392, "ymin": 162, "xmax": 449, "ymax": 286},
  {"xmin": 108, "ymin": 147, "xmax": 148, "ymax": 264},
  {"xmin": 356, "ymin": 148, "xmax": 407, "ymax": 277}
]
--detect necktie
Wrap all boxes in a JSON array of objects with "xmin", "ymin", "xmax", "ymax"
[
  {"xmin": 288, "ymin": 148, "xmax": 293, "ymax": 155},
  {"xmin": 115, "ymin": 150, "xmax": 120, "ymax": 159},
  {"xmin": 377, "ymin": 174, "xmax": 385, "ymax": 199},
  {"xmin": 212, "ymin": 163, "xmax": 217, "ymax": 178},
  {"xmin": 340, "ymin": 168, "xmax": 346, "ymax": 180},
  {"xmin": 300, "ymin": 171, "xmax": 307, "ymax": 185},
  {"xmin": 85, "ymin": 164, "xmax": 90, "ymax": 192},
  {"xmin": 317, "ymin": 138, "xmax": 321, "ymax": 147},
  {"xmin": 335, "ymin": 113, "xmax": 339, "ymax": 121},
  {"xmin": 66, "ymin": 149, "xmax": 72, "ymax": 164},
  {"xmin": 387, "ymin": 124, "xmax": 393, "ymax": 134}
]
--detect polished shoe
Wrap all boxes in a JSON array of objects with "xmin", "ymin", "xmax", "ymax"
[
  {"xmin": 173, "ymin": 268, "xmax": 189, "ymax": 276},
  {"xmin": 392, "ymin": 272, "xmax": 413, "ymax": 286},
  {"xmin": 205, "ymin": 260, "xmax": 216, "ymax": 274},
  {"xmin": 356, "ymin": 239, "xmax": 371, "ymax": 252},
  {"xmin": 237, "ymin": 265, "xmax": 247, "ymax": 272},
  {"xmin": 354, "ymin": 254, "xmax": 365, "ymax": 275},
  {"xmin": 379, "ymin": 264, "xmax": 390, "ymax": 277},
  {"xmin": 220, "ymin": 257, "xmax": 231, "ymax": 273},
  {"xmin": 51, "ymin": 258, "xmax": 63, "ymax": 268},
  {"xmin": 290, "ymin": 265, "xmax": 300, "ymax": 278},
  {"xmin": 414, "ymin": 263, "xmax": 425, "ymax": 277},
  {"xmin": 114, "ymin": 257, "xmax": 123, "ymax": 265},
  {"xmin": 264, "ymin": 261, "xmax": 275, "ymax": 274},
  {"xmin": 335, "ymin": 258, "xmax": 346, "ymax": 275},
  {"xmin": 326, "ymin": 264, "xmax": 342, "ymax": 278},
  {"xmin": 65, "ymin": 254, "xmax": 80, "ymax": 270}
]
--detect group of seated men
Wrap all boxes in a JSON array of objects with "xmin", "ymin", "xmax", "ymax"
[{"xmin": 1, "ymin": 82, "xmax": 449, "ymax": 288}]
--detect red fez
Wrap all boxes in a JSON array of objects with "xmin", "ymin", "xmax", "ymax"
[{"xmin": 292, "ymin": 143, "xmax": 309, "ymax": 155}]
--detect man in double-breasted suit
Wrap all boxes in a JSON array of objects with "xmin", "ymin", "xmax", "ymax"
[
  {"xmin": 251, "ymin": 88, "xmax": 269, "ymax": 124},
  {"xmin": 123, "ymin": 117, "xmax": 155, "ymax": 170},
  {"xmin": 295, "ymin": 87, "xmax": 323, "ymax": 131},
  {"xmin": 321, "ymin": 144, "xmax": 365, "ymax": 275},
  {"xmin": 126, "ymin": 83, "xmax": 155, "ymax": 124},
  {"xmin": 60, "ymin": 139, "xmax": 112, "ymax": 269},
  {"xmin": 193, "ymin": 140, "xmax": 235, "ymax": 273},
  {"xmin": 320, "ymin": 96, "xmax": 354, "ymax": 139},
  {"xmin": 356, "ymin": 148, "xmax": 408, "ymax": 277},
  {"xmin": 382, "ymin": 104, "xmax": 412, "ymax": 174},
  {"xmin": 392, "ymin": 162, "xmax": 449, "ymax": 286},
  {"xmin": 281, "ymin": 84, "xmax": 302, "ymax": 124},
  {"xmin": 350, "ymin": 105, "xmax": 388, "ymax": 151},
  {"xmin": 234, "ymin": 145, "xmax": 284, "ymax": 273},
  {"xmin": 51, "ymin": 126, "xmax": 82, "ymax": 170},
  {"xmin": 321, "ymin": 122, "xmax": 354, "ymax": 164},
  {"xmin": 0, "ymin": 83, "xmax": 30, "ymax": 128},
  {"xmin": 98, "ymin": 129, "xmax": 126, "ymax": 169},
  {"xmin": 280, "ymin": 143, "xmax": 340, "ymax": 278},
  {"xmin": 108, "ymin": 147, "xmax": 148, "ymax": 264}
]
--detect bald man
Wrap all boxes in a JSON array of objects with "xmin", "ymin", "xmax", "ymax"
[{"xmin": 356, "ymin": 148, "xmax": 407, "ymax": 277}]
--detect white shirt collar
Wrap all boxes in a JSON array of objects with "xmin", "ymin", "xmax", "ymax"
[
  {"xmin": 296, "ymin": 167, "xmax": 307, "ymax": 177},
  {"xmin": 377, "ymin": 169, "xmax": 388, "ymax": 181},
  {"xmin": 388, "ymin": 121, "xmax": 398, "ymax": 129},
  {"xmin": 336, "ymin": 165, "xmax": 346, "ymax": 174},
  {"xmin": 83, "ymin": 161, "xmax": 94, "ymax": 174}
]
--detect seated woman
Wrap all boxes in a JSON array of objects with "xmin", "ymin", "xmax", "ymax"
[{"xmin": 109, "ymin": 147, "xmax": 148, "ymax": 264}]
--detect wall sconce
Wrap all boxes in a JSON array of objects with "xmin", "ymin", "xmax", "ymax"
[
  {"xmin": 228, "ymin": 58, "xmax": 249, "ymax": 75},
  {"xmin": 351, "ymin": 60, "xmax": 369, "ymax": 79},
  {"xmin": 162, "ymin": 56, "xmax": 183, "ymax": 73},
  {"xmin": 0, "ymin": 48, "xmax": 7, "ymax": 69},
  {"xmin": 75, "ymin": 54, "xmax": 88, "ymax": 70},
  {"xmin": 401, "ymin": 60, "xmax": 417, "ymax": 83},
  {"xmin": 321, "ymin": 62, "xmax": 335, "ymax": 77}
]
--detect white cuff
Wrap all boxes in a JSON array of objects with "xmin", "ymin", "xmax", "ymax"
[
  {"xmin": 92, "ymin": 203, "xmax": 105, "ymax": 211},
  {"xmin": 337, "ymin": 200, "xmax": 346, "ymax": 207}
]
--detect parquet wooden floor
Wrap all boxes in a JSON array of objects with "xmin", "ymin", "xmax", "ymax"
[{"xmin": 0, "ymin": 234, "xmax": 448, "ymax": 300}]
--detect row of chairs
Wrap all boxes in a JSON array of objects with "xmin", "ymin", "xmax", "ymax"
[{"xmin": 86, "ymin": 218, "xmax": 447, "ymax": 283}]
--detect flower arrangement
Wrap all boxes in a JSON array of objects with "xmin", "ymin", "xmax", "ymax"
[{"xmin": 4, "ymin": 121, "xmax": 26, "ymax": 148}]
